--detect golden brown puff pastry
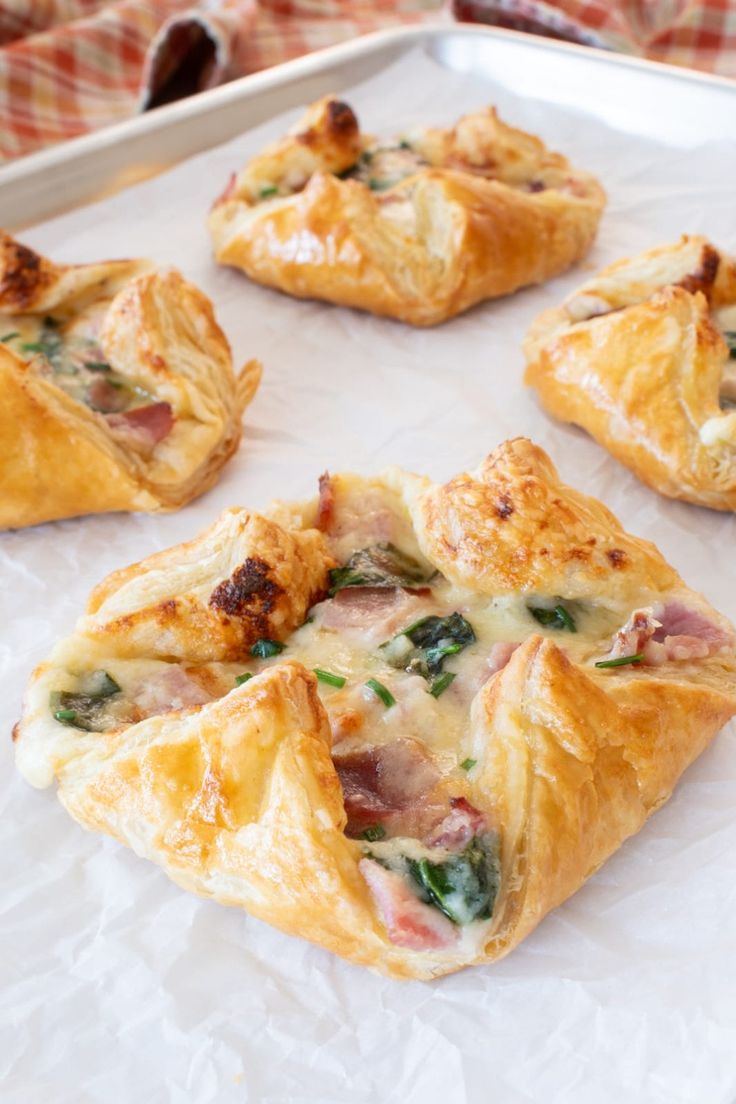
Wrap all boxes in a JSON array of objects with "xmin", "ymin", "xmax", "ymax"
[
  {"xmin": 208, "ymin": 96, "xmax": 606, "ymax": 327},
  {"xmin": 524, "ymin": 235, "xmax": 736, "ymax": 511},
  {"xmin": 0, "ymin": 232, "xmax": 261, "ymax": 528},
  {"xmin": 14, "ymin": 439, "xmax": 736, "ymax": 979}
]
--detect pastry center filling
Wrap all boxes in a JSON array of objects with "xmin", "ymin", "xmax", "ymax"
[
  {"xmin": 1, "ymin": 312, "xmax": 174, "ymax": 455},
  {"xmin": 339, "ymin": 143, "xmax": 429, "ymax": 191},
  {"xmin": 712, "ymin": 305, "xmax": 736, "ymax": 409},
  {"xmin": 46, "ymin": 488, "xmax": 734, "ymax": 949}
]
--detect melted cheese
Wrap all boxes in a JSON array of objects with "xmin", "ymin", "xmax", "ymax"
[{"xmin": 1, "ymin": 307, "xmax": 152, "ymax": 413}]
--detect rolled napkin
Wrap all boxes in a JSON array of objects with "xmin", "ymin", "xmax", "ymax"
[{"xmin": 0, "ymin": 0, "xmax": 257, "ymax": 159}]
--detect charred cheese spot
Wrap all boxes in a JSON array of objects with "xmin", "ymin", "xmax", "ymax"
[
  {"xmin": 326, "ymin": 100, "xmax": 359, "ymax": 138},
  {"xmin": 676, "ymin": 244, "xmax": 721, "ymax": 299},
  {"xmin": 607, "ymin": 549, "xmax": 627, "ymax": 568},
  {"xmin": 0, "ymin": 239, "xmax": 48, "ymax": 310},
  {"xmin": 495, "ymin": 494, "xmax": 514, "ymax": 519},
  {"xmin": 208, "ymin": 557, "xmax": 284, "ymax": 630}
]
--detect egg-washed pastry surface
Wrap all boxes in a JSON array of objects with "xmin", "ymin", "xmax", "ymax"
[
  {"xmin": 0, "ymin": 232, "xmax": 261, "ymax": 528},
  {"xmin": 525, "ymin": 235, "xmax": 736, "ymax": 511},
  {"xmin": 14, "ymin": 439, "xmax": 736, "ymax": 980},
  {"xmin": 209, "ymin": 96, "xmax": 606, "ymax": 327}
]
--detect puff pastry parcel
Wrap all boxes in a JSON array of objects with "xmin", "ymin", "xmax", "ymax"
[
  {"xmin": 14, "ymin": 439, "xmax": 736, "ymax": 979},
  {"xmin": 525, "ymin": 235, "xmax": 736, "ymax": 510},
  {"xmin": 209, "ymin": 96, "xmax": 606, "ymax": 326},
  {"xmin": 0, "ymin": 232, "xmax": 261, "ymax": 528}
]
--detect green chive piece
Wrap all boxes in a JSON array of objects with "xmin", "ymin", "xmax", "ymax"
[
  {"xmin": 259, "ymin": 185, "xmax": 278, "ymax": 199},
  {"xmin": 361, "ymin": 824, "xmax": 386, "ymax": 842},
  {"xmin": 84, "ymin": 360, "xmax": 111, "ymax": 372},
  {"xmin": 302, "ymin": 615, "xmax": 314, "ymax": 626},
  {"xmin": 460, "ymin": 758, "xmax": 477, "ymax": 771},
  {"xmin": 54, "ymin": 708, "xmax": 78, "ymax": 724},
  {"xmin": 368, "ymin": 177, "xmax": 391, "ymax": 192},
  {"xmin": 250, "ymin": 638, "xmax": 284, "ymax": 659},
  {"xmin": 235, "ymin": 672, "xmax": 253, "ymax": 686},
  {"xmin": 594, "ymin": 653, "xmax": 643, "ymax": 669},
  {"xmin": 723, "ymin": 331, "xmax": 736, "ymax": 359},
  {"xmin": 429, "ymin": 672, "xmax": 456, "ymax": 698},
  {"xmin": 21, "ymin": 341, "xmax": 44, "ymax": 353},
  {"xmin": 0, "ymin": 331, "xmax": 19, "ymax": 342},
  {"xmin": 554, "ymin": 604, "xmax": 577, "ymax": 632},
  {"xmin": 365, "ymin": 678, "xmax": 395, "ymax": 708},
  {"xmin": 313, "ymin": 668, "xmax": 346, "ymax": 688}
]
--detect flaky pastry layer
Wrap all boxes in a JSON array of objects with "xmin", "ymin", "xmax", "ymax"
[
  {"xmin": 209, "ymin": 96, "xmax": 606, "ymax": 326},
  {"xmin": 0, "ymin": 232, "xmax": 261, "ymax": 528},
  {"xmin": 524, "ymin": 235, "xmax": 736, "ymax": 511},
  {"xmin": 14, "ymin": 439, "xmax": 736, "ymax": 978}
]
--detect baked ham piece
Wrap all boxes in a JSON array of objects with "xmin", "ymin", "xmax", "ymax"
[
  {"xmin": 609, "ymin": 601, "xmax": 734, "ymax": 665},
  {"xmin": 334, "ymin": 736, "xmax": 449, "ymax": 839},
  {"xmin": 426, "ymin": 797, "xmax": 487, "ymax": 852},
  {"xmin": 448, "ymin": 640, "xmax": 519, "ymax": 706},
  {"xmin": 133, "ymin": 665, "xmax": 212, "ymax": 718},
  {"xmin": 317, "ymin": 474, "xmax": 401, "ymax": 551},
  {"xmin": 106, "ymin": 402, "xmax": 174, "ymax": 458},
  {"xmin": 320, "ymin": 586, "xmax": 430, "ymax": 646},
  {"xmin": 86, "ymin": 375, "xmax": 129, "ymax": 414},
  {"xmin": 359, "ymin": 858, "xmax": 459, "ymax": 950}
]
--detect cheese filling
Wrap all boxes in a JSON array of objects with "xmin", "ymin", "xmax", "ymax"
[
  {"xmin": 1, "ymin": 310, "xmax": 175, "ymax": 455},
  {"xmin": 340, "ymin": 143, "xmax": 429, "ymax": 191},
  {"xmin": 45, "ymin": 489, "xmax": 730, "ymax": 947}
]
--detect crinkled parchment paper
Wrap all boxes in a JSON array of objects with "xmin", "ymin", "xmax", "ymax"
[{"xmin": 2, "ymin": 48, "xmax": 736, "ymax": 1104}]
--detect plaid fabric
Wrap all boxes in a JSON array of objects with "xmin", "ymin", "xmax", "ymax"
[
  {"xmin": 454, "ymin": 1, "xmax": 736, "ymax": 76},
  {"xmin": 1, "ymin": 0, "xmax": 733, "ymax": 162},
  {"xmin": 0, "ymin": 0, "xmax": 444, "ymax": 161},
  {"xmin": 236, "ymin": 1, "xmax": 447, "ymax": 74},
  {"xmin": 0, "ymin": 1, "xmax": 257, "ymax": 160}
]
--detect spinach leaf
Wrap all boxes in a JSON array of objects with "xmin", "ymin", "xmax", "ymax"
[
  {"xmin": 50, "ymin": 669, "xmax": 122, "ymax": 732},
  {"xmin": 250, "ymin": 639, "xmax": 284, "ymax": 658},
  {"xmin": 528, "ymin": 603, "xmax": 577, "ymax": 633},
  {"xmin": 21, "ymin": 322, "xmax": 64, "ymax": 369},
  {"xmin": 407, "ymin": 834, "xmax": 500, "ymax": 925},
  {"xmin": 383, "ymin": 611, "xmax": 476, "ymax": 683},
  {"xmin": 328, "ymin": 543, "xmax": 429, "ymax": 596}
]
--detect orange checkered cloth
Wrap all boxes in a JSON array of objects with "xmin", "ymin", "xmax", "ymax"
[
  {"xmin": 0, "ymin": 0, "xmax": 444, "ymax": 160},
  {"xmin": 2, "ymin": 1, "xmax": 733, "ymax": 162},
  {"xmin": 453, "ymin": 1, "xmax": 736, "ymax": 77}
]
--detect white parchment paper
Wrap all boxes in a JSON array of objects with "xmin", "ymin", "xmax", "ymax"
[{"xmin": 2, "ymin": 49, "xmax": 736, "ymax": 1104}]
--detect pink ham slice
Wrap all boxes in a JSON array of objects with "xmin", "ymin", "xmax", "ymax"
[
  {"xmin": 486, "ymin": 641, "xmax": 519, "ymax": 675},
  {"xmin": 86, "ymin": 375, "xmax": 128, "ymax": 414},
  {"xmin": 334, "ymin": 736, "xmax": 447, "ymax": 839},
  {"xmin": 320, "ymin": 586, "xmax": 429, "ymax": 646},
  {"xmin": 426, "ymin": 797, "xmax": 487, "ymax": 852},
  {"xmin": 450, "ymin": 641, "xmax": 519, "ymax": 705},
  {"xmin": 359, "ymin": 858, "xmax": 459, "ymax": 951},
  {"xmin": 608, "ymin": 601, "xmax": 734, "ymax": 665},
  {"xmin": 133, "ymin": 665, "xmax": 212, "ymax": 718},
  {"xmin": 106, "ymin": 402, "xmax": 174, "ymax": 457}
]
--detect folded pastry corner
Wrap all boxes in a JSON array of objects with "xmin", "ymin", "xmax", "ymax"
[
  {"xmin": 0, "ymin": 231, "xmax": 261, "ymax": 528},
  {"xmin": 14, "ymin": 438, "xmax": 736, "ymax": 978},
  {"xmin": 524, "ymin": 235, "xmax": 736, "ymax": 510},
  {"xmin": 208, "ymin": 95, "xmax": 606, "ymax": 326}
]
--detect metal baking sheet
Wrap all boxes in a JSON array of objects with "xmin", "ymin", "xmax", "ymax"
[
  {"xmin": 2, "ymin": 24, "xmax": 736, "ymax": 227},
  {"xmin": 2, "ymin": 27, "xmax": 736, "ymax": 1104}
]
